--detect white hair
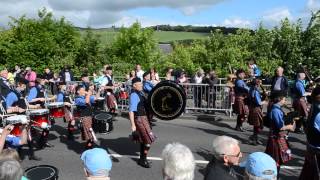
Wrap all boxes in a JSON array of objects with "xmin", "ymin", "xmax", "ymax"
[
  {"xmin": 0, "ymin": 159, "xmax": 23, "ymax": 180},
  {"xmin": 212, "ymin": 136, "xmax": 239, "ymax": 158},
  {"xmin": 162, "ymin": 143, "xmax": 195, "ymax": 180},
  {"xmin": 245, "ymin": 170, "xmax": 277, "ymax": 180}
]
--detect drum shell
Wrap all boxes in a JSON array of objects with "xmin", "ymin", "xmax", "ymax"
[
  {"xmin": 93, "ymin": 112, "xmax": 113, "ymax": 133},
  {"xmin": 49, "ymin": 107, "xmax": 65, "ymax": 118},
  {"xmin": 25, "ymin": 165, "xmax": 59, "ymax": 180},
  {"xmin": 30, "ymin": 114, "xmax": 49, "ymax": 128},
  {"xmin": 148, "ymin": 80, "xmax": 186, "ymax": 120},
  {"xmin": 11, "ymin": 125, "xmax": 22, "ymax": 136},
  {"xmin": 94, "ymin": 98, "xmax": 105, "ymax": 111}
]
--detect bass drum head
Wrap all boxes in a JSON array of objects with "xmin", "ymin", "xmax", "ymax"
[
  {"xmin": 148, "ymin": 80, "xmax": 186, "ymax": 120},
  {"xmin": 25, "ymin": 165, "xmax": 58, "ymax": 180}
]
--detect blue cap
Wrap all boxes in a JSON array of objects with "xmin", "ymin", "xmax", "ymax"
[
  {"xmin": 240, "ymin": 152, "xmax": 277, "ymax": 179},
  {"xmin": 81, "ymin": 148, "xmax": 112, "ymax": 176}
]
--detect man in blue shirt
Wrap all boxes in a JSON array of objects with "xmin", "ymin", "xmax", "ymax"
[
  {"xmin": 292, "ymin": 72, "xmax": 311, "ymax": 134},
  {"xmin": 142, "ymin": 71, "xmax": 156, "ymax": 126},
  {"xmin": 300, "ymin": 85, "xmax": 320, "ymax": 179},
  {"xmin": 265, "ymin": 95, "xmax": 295, "ymax": 175},
  {"xmin": 129, "ymin": 77, "xmax": 155, "ymax": 168},
  {"xmin": 234, "ymin": 69, "xmax": 250, "ymax": 131}
]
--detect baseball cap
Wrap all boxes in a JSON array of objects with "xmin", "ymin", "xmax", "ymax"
[
  {"xmin": 240, "ymin": 152, "xmax": 277, "ymax": 179},
  {"xmin": 81, "ymin": 148, "xmax": 112, "ymax": 176}
]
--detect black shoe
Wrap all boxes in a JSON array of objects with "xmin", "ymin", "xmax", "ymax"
[
  {"xmin": 150, "ymin": 119, "xmax": 157, "ymax": 122},
  {"xmin": 235, "ymin": 126, "xmax": 245, "ymax": 132},
  {"xmin": 150, "ymin": 122, "xmax": 156, "ymax": 126},
  {"xmin": 67, "ymin": 134, "xmax": 74, "ymax": 141},
  {"xmin": 138, "ymin": 159, "xmax": 151, "ymax": 168},
  {"xmin": 44, "ymin": 142, "xmax": 54, "ymax": 148},
  {"xmin": 29, "ymin": 155, "xmax": 42, "ymax": 161},
  {"xmin": 250, "ymin": 140, "xmax": 257, "ymax": 146}
]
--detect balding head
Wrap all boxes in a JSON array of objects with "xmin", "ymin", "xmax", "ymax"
[{"xmin": 276, "ymin": 67, "xmax": 284, "ymax": 76}]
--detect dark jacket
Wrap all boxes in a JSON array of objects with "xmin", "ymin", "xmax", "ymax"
[
  {"xmin": 0, "ymin": 78, "xmax": 11, "ymax": 97},
  {"xmin": 204, "ymin": 157, "xmax": 243, "ymax": 180},
  {"xmin": 43, "ymin": 72, "xmax": 54, "ymax": 80},
  {"xmin": 270, "ymin": 76, "xmax": 288, "ymax": 96},
  {"xmin": 59, "ymin": 69, "xmax": 74, "ymax": 83}
]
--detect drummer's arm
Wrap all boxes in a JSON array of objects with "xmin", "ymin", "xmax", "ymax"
[
  {"xmin": 129, "ymin": 93, "xmax": 139, "ymax": 132},
  {"xmin": 0, "ymin": 125, "xmax": 14, "ymax": 153},
  {"xmin": 19, "ymin": 125, "xmax": 28, "ymax": 145}
]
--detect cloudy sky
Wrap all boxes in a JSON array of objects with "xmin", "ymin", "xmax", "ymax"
[{"xmin": 0, "ymin": 0, "xmax": 319, "ymax": 29}]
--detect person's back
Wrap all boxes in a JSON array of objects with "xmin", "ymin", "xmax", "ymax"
[{"xmin": 204, "ymin": 156, "xmax": 240, "ymax": 180}]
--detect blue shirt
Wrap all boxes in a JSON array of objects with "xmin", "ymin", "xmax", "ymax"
[
  {"xmin": 27, "ymin": 87, "xmax": 38, "ymax": 102},
  {"xmin": 56, "ymin": 92, "xmax": 64, "ymax": 102},
  {"xmin": 295, "ymin": 80, "xmax": 305, "ymax": 97},
  {"xmin": 75, "ymin": 96, "xmax": 95, "ymax": 107},
  {"xmin": 5, "ymin": 91, "xmax": 18, "ymax": 108},
  {"xmin": 143, "ymin": 81, "xmax": 154, "ymax": 93},
  {"xmin": 235, "ymin": 79, "xmax": 250, "ymax": 93},
  {"xmin": 129, "ymin": 91, "xmax": 141, "ymax": 112},
  {"xmin": 5, "ymin": 135, "xmax": 21, "ymax": 149},
  {"xmin": 270, "ymin": 103, "xmax": 284, "ymax": 130},
  {"xmin": 250, "ymin": 88, "xmax": 262, "ymax": 106}
]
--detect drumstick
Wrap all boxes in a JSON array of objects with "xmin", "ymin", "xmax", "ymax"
[{"xmin": 89, "ymin": 128, "xmax": 98, "ymax": 142}]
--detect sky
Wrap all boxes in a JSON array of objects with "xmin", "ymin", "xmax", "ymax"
[{"xmin": 0, "ymin": 0, "xmax": 319, "ymax": 29}]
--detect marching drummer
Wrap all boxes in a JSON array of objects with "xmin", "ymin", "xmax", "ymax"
[
  {"xmin": 27, "ymin": 75, "xmax": 55, "ymax": 106},
  {"xmin": 75, "ymin": 85, "xmax": 97, "ymax": 149},
  {"xmin": 142, "ymin": 71, "xmax": 156, "ymax": 126},
  {"xmin": 129, "ymin": 77, "xmax": 156, "ymax": 168},
  {"xmin": 100, "ymin": 66, "xmax": 118, "ymax": 114},
  {"xmin": 0, "ymin": 124, "xmax": 28, "ymax": 153}
]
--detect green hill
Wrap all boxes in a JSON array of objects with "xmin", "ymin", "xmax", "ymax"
[{"xmin": 78, "ymin": 29, "xmax": 210, "ymax": 44}]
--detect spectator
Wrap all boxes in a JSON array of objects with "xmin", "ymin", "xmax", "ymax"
[
  {"xmin": 270, "ymin": 67, "xmax": 288, "ymax": 98},
  {"xmin": 59, "ymin": 65, "xmax": 74, "ymax": 83},
  {"xmin": 135, "ymin": 64, "xmax": 144, "ymax": 81},
  {"xmin": 0, "ymin": 159, "xmax": 24, "ymax": 180},
  {"xmin": 81, "ymin": 148, "xmax": 112, "ymax": 180},
  {"xmin": 25, "ymin": 67, "xmax": 37, "ymax": 88},
  {"xmin": 202, "ymin": 70, "xmax": 218, "ymax": 109},
  {"xmin": 13, "ymin": 65, "xmax": 22, "ymax": 80},
  {"xmin": 224, "ymin": 74, "xmax": 236, "ymax": 109},
  {"xmin": 162, "ymin": 143, "xmax": 195, "ymax": 180},
  {"xmin": 240, "ymin": 152, "xmax": 277, "ymax": 180},
  {"xmin": 7, "ymin": 68, "xmax": 15, "ymax": 85},
  {"xmin": 150, "ymin": 67, "xmax": 160, "ymax": 81},
  {"xmin": 177, "ymin": 71, "xmax": 188, "ymax": 83},
  {"xmin": 43, "ymin": 68, "xmax": 55, "ymax": 94},
  {"xmin": 204, "ymin": 136, "xmax": 243, "ymax": 180},
  {"xmin": 165, "ymin": 68, "xmax": 174, "ymax": 81},
  {"xmin": 193, "ymin": 69, "xmax": 205, "ymax": 109},
  {"xmin": 248, "ymin": 59, "xmax": 261, "ymax": 78}
]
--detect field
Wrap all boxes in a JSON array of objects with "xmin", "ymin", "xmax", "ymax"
[{"xmin": 78, "ymin": 29, "xmax": 210, "ymax": 44}]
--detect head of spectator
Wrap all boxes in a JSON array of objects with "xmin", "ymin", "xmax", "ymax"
[
  {"xmin": 81, "ymin": 148, "xmax": 112, "ymax": 179},
  {"xmin": 25, "ymin": 67, "xmax": 32, "ymax": 73},
  {"xmin": 275, "ymin": 67, "xmax": 284, "ymax": 77},
  {"xmin": 36, "ymin": 75, "xmax": 46, "ymax": 86},
  {"xmin": 0, "ymin": 158, "xmax": 23, "ymax": 180},
  {"xmin": 136, "ymin": 64, "xmax": 142, "ymax": 72},
  {"xmin": 236, "ymin": 69, "xmax": 246, "ymax": 80},
  {"xmin": 196, "ymin": 69, "xmax": 204, "ymax": 77},
  {"xmin": 14, "ymin": 65, "xmax": 20, "ymax": 72},
  {"xmin": 64, "ymin": 65, "xmax": 70, "ymax": 72},
  {"xmin": 44, "ymin": 68, "xmax": 51, "ymax": 74},
  {"xmin": 212, "ymin": 136, "xmax": 242, "ymax": 166},
  {"xmin": 226, "ymin": 74, "xmax": 236, "ymax": 86},
  {"xmin": 162, "ymin": 143, "xmax": 195, "ymax": 180},
  {"xmin": 132, "ymin": 77, "xmax": 143, "ymax": 91},
  {"xmin": 240, "ymin": 152, "xmax": 277, "ymax": 180},
  {"xmin": 143, "ymin": 71, "xmax": 151, "ymax": 81},
  {"xmin": 105, "ymin": 66, "xmax": 112, "ymax": 76},
  {"xmin": 130, "ymin": 70, "xmax": 136, "ymax": 78},
  {"xmin": 209, "ymin": 70, "xmax": 217, "ymax": 79},
  {"xmin": 0, "ymin": 67, "xmax": 8, "ymax": 79},
  {"xmin": 0, "ymin": 149, "xmax": 20, "ymax": 162},
  {"xmin": 150, "ymin": 67, "xmax": 157, "ymax": 75}
]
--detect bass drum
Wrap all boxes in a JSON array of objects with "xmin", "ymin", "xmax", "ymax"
[{"xmin": 148, "ymin": 80, "xmax": 186, "ymax": 120}]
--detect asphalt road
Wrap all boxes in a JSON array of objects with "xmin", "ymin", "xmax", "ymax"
[{"xmin": 20, "ymin": 113, "xmax": 306, "ymax": 180}]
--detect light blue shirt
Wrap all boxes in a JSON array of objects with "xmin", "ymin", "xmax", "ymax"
[
  {"xmin": 27, "ymin": 87, "xmax": 38, "ymax": 102},
  {"xmin": 5, "ymin": 92, "xmax": 18, "ymax": 108},
  {"xmin": 129, "ymin": 92, "xmax": 140, "ymax": 112}
]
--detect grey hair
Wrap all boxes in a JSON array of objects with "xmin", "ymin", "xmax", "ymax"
[
  {"xmin": 162, "ymin": 142, "xmax": 195, "ymax": 180},
  {"xmin": 212, "ymin": 136, "xmax": 239, "ymax": 158},
  {"xmin": 0, "ymin": 159, "xmax": 23, "ymax": 180},
  {"xmin": 89, "ymin": 169, "xmax": 109, "ymax": 177},
  {"xmin": 245, "ymin": 170, "xmax": 277, "ymax": 180}
]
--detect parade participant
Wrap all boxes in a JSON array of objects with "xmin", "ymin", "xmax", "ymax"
[
  {"xmin": 265, "ymin": 95, "xmax": 294, "ymax": 174},
  {"xmin": 80, "ymin": 73, "xmax": 90, "ymax": 91},
  {"xmin": 299, "ymin": 85, "xmax": 320, "ymax": 180},
  {"xmin": 0, "ymin": 124, "xmax": 28, "ymax": 153},
  {"xmin": 75, "ymin": 85, "xmax": 96, "ymax": 149},
  {"xmin": 143, "ymin": 71, "xmax": 156, "ymax": 126},
  {"xmin": 234, "ymin": 69, "xmax": 250, "ymax": 131},
  {"xmin": 292, "ymin": 72, "xmax": 311, "ymax": 134},
  {"xmin": 248, "ymin": 79, "xmax": 267, "ymax": 145},
  {"xmin": 248, "ymin": 59, "xmax": 261, "ymax": 78},
  {"xmin": 101, "ymin": 66, "xmax": 117, "ymax": 114},
  {"xmin": 129, "ymin": 77, "xmax": 156, "ymax": 168}
]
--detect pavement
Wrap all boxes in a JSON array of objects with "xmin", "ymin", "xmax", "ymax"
[{"xmin": 20, "ymin": 112, "xmax": 306, "ymax": 180}]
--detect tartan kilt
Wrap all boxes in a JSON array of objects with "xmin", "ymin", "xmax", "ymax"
[
  {"xmin": 299, "ymin": 144, "xmax": 320, "ymax": 180},
  {"xmin": 293, "ymin": 97, "xmax": 308, "ymax": 117},
  {"xmin": 106, "ymin": 93, "xmax": 117, "ymax": 109},
  {"xmin": 233, "ymin": 96, "xmax": 249, "ymax": 116},
  {"xmin": 265, "ymin": 131, "xmax": 292, "ymax": 166},
  {"xmin": 134, "ymin": 116, "xmax": 156, "ymax": 145},
  {"xmin": 81, "ymin": 116, "xmax": 93, "ymax": 141},
  {"xmin": 248, "ymin": 106, "xmax": 263, "ymax": 127}
]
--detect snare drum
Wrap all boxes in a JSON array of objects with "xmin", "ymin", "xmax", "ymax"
[
  {"xmin": 47, "ymin": 102, "xmax": 65, "ymax": 118},
  {"xmin": 25, "ymin": 165, "xmax": 59, "ymax": 180},
  {"xmin": 94, "ymin": 97, "xmax": 105, "ymax": 111},
  {"xmin": 93, "ymin": 112, "xmax": 113, "ymax": 133},
  {"xmin": 29, "ymin": 109, "xmax": 50, "ymax": 129},
  {"xmin": 4, "ymin": 115, "xmax": 28, "ymax": 136}
]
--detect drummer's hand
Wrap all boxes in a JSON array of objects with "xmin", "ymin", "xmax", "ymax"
[
  {"xmin": 3, "ymin": 125, "xmax": 14, "ymax": 135},
  {"xmin": 287, "ymin": 124, "xmax": 295, "ymax": 132},
  {"xmin": 18, "ymin": 108, "xmax": 26, "ymax": 113},
  {"xmin": 131, "ymin": 126, "xmax": 136, "ymax": 132},
  {"xmin": 39, "ymin": 98, "xmax": 46, "ymax": 102}
]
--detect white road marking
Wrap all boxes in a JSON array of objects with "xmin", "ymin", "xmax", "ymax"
[{"xmin": 109, "ymin": 154, "xmax": 302, "ymax": 169}]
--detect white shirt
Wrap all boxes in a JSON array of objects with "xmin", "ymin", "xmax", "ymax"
[{"xmin": 136, "ymin": 70, "xmax": 144, "ymax": 81}]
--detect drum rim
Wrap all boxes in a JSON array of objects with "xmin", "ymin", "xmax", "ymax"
[
  {"xmin": 25, "ymin": 165, "xmax": 58, "ymax": 179},
  {"xmin": 29, "ymin": 109, "xmax": 49, "ymax": 114},
  {"xmin": 94, "ymin": 112, "xmax": 113, "ymax": 120}
]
